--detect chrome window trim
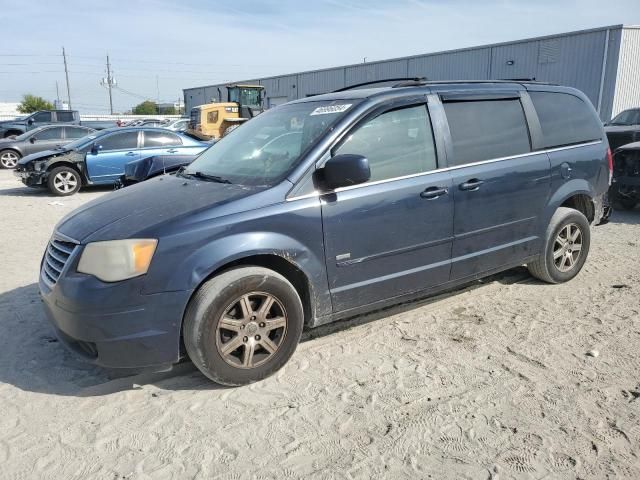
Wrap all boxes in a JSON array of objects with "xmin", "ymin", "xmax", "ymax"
[{"xmin": 286, "ymin": 140, "xmax": 602, "ymax": 202}]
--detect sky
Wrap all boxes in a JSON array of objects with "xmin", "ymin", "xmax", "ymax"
[{"xmin": 1, "ymin": 0, "xmax": 639, "ymax": 113}]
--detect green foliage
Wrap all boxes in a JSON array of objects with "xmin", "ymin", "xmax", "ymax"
[
  {"xmin": 161, "ymin": 106, "xmax": 177, "ymax": 115},
  {"xmin": 17, "ymin": 94, "xmax": 54, "ymax": 113},
  {"xmin": 132, "ymin": 100, "xmax": 158, "ymax": 115}
]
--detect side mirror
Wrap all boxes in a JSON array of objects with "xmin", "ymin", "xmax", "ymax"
[
  {"xmin": 90, "ymin": 143, "xmax": 102, "ymax": 155},
  {"xmin": 321, "ymin": 154, "xmax": 371, "ymax": 190},
  {"xmin": 27, "ymin": 118, "xmax": 34, "ymax": 125},
  {"xmin": 29, "ymin": 137, "xmax": 36, "ymax": 144}
]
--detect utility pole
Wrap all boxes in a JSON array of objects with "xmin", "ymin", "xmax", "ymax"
[
  {"xmin": 156, "ymin": 75, "xmax": 160, "ymax": 114},
  {"xmin": 100, "ymin": 55, "xmax": 116, "ymax": 114},
  {"xmin": 55, "ymin": 81, "xmax": 60, "ymax": 105},
  {"xmin": 62, "ymin": 47, "xmax": 72, "ymax": 109},
  {"xmin": 106, "ymin": 55, "xmax": 114, "ymax": 114}
]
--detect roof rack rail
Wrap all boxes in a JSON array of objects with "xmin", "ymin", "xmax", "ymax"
[
  {"xmin": 332, "ymin": 78, "xmax": 428, "ymax": 93},
  {"xmin": 392, "ymin": 77, "xmax": 429, "ymax": 88}
]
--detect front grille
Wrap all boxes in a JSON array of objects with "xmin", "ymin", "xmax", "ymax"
[{"xmin": 41, "ymin": 238, "xmax": 77, "ymax": 287}]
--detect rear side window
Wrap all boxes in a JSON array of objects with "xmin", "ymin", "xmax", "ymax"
[
  {"xmin": 143, "ymin": 131, "xmax": 182, "ymax": 147},
  {"xmin": 443, "ymin": 99, "xmax": 531, "ymax": 166},
  {"xmin": 335, "ymin": 105, "xmax": 437, "ymax": 182},
  {"xmin": 98, "ymin": 131, "xmax": 139, "ymax": 151},
  {"xmin": 530, "ymin": 92, "xmax": 602, "ymax": 148},
  {"xmin": 56, "ymin": 111, "xmax": 75, "ymax": 122},
  {"xmin": 65, "ymin": 127, "xmax": 91, "ymax": 139}
]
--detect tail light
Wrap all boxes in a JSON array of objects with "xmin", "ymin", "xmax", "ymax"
[{"xmin": 607, "ymin": 148, "xmax": 614, "ymax": 185}]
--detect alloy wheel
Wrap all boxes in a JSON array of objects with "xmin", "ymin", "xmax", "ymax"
[
  {"xmin": 215, "ymin": 292, "xmax": 287, "ymax": 369},
  {"xmin": 0, "ymin": 151, "xmax": 19, "ymax": 168},
  {"xmin": 53, "ymin": 171, "xmax": 78, "ymax": 194},
  {"xmin": 553, "ymin": 223, "xmax": 583, "ymax": 273}
]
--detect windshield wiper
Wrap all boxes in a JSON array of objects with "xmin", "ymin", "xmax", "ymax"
[{"xmin": 182, "ymin": 170, "xmax": 232, "ymax": 184}]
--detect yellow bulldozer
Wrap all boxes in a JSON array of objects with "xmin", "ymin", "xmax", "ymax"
[{"xmin": 187, "ymin": 84, "xmax": 265, "ymax": 140}]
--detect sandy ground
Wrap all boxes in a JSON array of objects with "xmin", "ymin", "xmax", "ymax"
[{"xmin": 0, "ymin": 168, "xmax": 639, "ymax": 480}]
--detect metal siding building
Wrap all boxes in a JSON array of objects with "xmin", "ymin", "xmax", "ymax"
[{"xmin": 184, "ymin": 25, "xmax": 640, "ymax": 120}]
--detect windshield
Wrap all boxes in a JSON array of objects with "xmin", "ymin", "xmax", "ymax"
[
  {"xmin": 64, "ymin": 132, "xmax": 100, "ymax": 150},
  {"xmin": 184, "ymin": 100, "xmax": 358, "ymax": 185},
  {"xmin": 609, "ymin": 109, "xmax": 640, "ymax": 126}
]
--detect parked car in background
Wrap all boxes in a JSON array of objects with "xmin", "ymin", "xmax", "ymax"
[
  {"xmin": 0, "ymin": 110, "xmax": 81, "ymax": 138},
  {"xmin": 163, "ymin": 118, "xmax": 190, "ymax": 132},
  {"xmin": 0, "ymin": 125, "xmax": 95, "ymax": 169},
  {"xmin": 38, "ymin": 81, "xmax": 611, "ymax": 385},
  {"xmin": 604, "ymin": 108, "xmax": 640, "ymax": 150},
  {"xmin": 610, "ymin": 141, "xmax": 640, "ymax": 210},
  {"xmin": 14, "ymin": 127, "xmax": 208, "ymax": 195},
  {"xmin": 119, "ymin": 153, "xmax": 200, "ymax": 186}
]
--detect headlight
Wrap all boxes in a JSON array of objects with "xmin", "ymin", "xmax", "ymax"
[{"xmin": 77, "ymin": 239, "xmax": 157, "ymax": 282}]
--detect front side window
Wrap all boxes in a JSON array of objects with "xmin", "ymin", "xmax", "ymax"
[
  {"xmin": 32, "ymin": 112, "xmax": 52, "ymax": 122},
  {"xmin": 185, "ymin": 100, "xmax": 358, "ymax": 186},
  {"xmin": 36, "ymin": 127, "xmax": 64, "ymax": 140},
  {"xmin": 443, "ymin": 99, "xmax": 531, "ymax": 166},
  {"xmin": 143, "ymin": 131, "xmax": 181, "ymax": 147},
  {"xmin": 335, "ymin": 105, "xmax": 437, "ymax": 182},
  {"xmin": 530, "ymin": 92, "xmax": 602, "ymax": 148},
  {"xmin": 97, "ymin": 131, "xmax": 139, "ymax": 151}
]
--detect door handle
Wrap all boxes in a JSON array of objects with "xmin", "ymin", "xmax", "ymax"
[
  {"xmin": 420, "ymin": 186, "xmax": 449, "ymax": 199},
  {"xmin": 459, "ymin": 178, "xmax": 484, "ymax": 191},
  {"xmin": 125, "ymin": 151, "xmax": 136, "ymax": 156},
  {"xmin": 167, "ymin": 148, "xmax": 178, "ymax": 153}
]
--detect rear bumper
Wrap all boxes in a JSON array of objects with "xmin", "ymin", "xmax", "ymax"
[{"xmin": 40, "ymin": 264, "xmax": 193, "ymax": 368}]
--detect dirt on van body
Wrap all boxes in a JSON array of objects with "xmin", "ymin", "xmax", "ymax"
[{"xmin": 0, "ymin": 169, "xmax": 639, "ymax": 479}]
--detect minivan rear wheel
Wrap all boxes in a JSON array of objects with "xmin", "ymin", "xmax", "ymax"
[
  {"xmin": 183, "ymin": 266, "xmax": 304, "ymax": 386},
  {"xmin": 527, "ymin": 207, "xmax": 591, "ymax": 284}
]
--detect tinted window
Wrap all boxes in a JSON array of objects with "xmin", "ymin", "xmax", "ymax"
[
  {"xmin": 443, "ymin": 99, "xmax": 530, "ymax": 166},
  {"xmin": 335, "ymin": 105, "xmax": 437, "ymax": 182},
  {"xmin": 98, "ymin": 131, "xmax": 139, "ymax": 151},
  {"xmin": 530, "ymin": 92, "xmax": 602, "ymax": 148},
  {"xmin": 65, "ymin": 127, "xmax": 91, "ymax": 139},
  {"xmin": 32, "ymin": 112, "xmax": 52, "ymax": 122},
  {"xmin": 609, "ymin": 109, "xmax": 640, "ymax": 126},
  {"xmin": 35, "ymin": 127, "xmax": 64, "ymax": 140},
  {"xmin": 56, "ymin": 111, "xmax": 75, "ymax": 122},
  {"xmin": 143, "ymin": 131, "xmax": 182, "ymax": 147}
]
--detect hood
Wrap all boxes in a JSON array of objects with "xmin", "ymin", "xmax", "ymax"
[
  {"xmin": 17, "ymin": 147, "xmax": 74, "ymax": 166},
  {"xmin": 56, "ymin": 174, "xmax": 272, "ymax": 242},
  {"xmin": 615, "ymin": 141, "xmax": 640, "ymax": 152},
  {"xmin": 0, "ymin": 119, "xmax": 25, "ymax": 127}
]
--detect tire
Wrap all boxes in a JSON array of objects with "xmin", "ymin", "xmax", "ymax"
[
  {"xmin": 222, "ymin": 124, "xmax": 240, "ymax": 137},
  {"xmin": 47, "ymin": 166, "xmax": 81, "ymax": 196},
  {"xmin": 183, "ymin": 266, "xmax": 304, "ymax": 386},
  {"xmin": 0, "ymin": 150, "xmax": 20, "ymax": 169},
  {"xmin": 616, "ymin": 197, "xmax": 637, "ymax": 211},
  {"xmin": 527, "ymin": 207, "xmax": 591, "ymax": 284}
]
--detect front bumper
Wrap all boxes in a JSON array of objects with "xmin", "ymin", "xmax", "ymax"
[
  {"xmin": 14, "ymin": 169, "xmax": 47, "ymax": 187},
  {"xmin": 39, "ymin": 244, "xmax": 193, "ymax": 368}
]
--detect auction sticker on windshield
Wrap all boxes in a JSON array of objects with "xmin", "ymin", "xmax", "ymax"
[{"xmin": 310, "ymin": 104, "xmax": 352, "ymax": 115}]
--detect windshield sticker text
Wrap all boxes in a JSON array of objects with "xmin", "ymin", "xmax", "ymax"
[{"xmin": 310, "ymin": 104, "xmax": 352, "ymax": 116}]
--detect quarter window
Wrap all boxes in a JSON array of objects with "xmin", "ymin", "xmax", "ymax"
[
  {"xmin": 97, "ymin": 131, "xmax": 139, "ymax": 151},
  {"xmin": 530, "ymin": 92, "xmax": 603, "ymax": 148},
  {"xmin": 443, "ymin": 99, "xmax": 531, "ymax": 166},
  {"xmin": 143, "ymin": 131, "xmax": 182, "ymax": 147},
  {"xmin": 65, "ymin": 127, "xmax": 91, "ymax": 139},
  {"xmin": 335, "ymin": 105, "xmax": 437, "ymax": 182}
]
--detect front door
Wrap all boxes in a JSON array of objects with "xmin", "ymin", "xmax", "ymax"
[
  {"xmin": 85, "ymin": 131, "xmax": 140, "ymax": 183},
  {"xmin": 321, "ymin": 104, "xmax": 454, "ymax": 313},
  {"xmin": 26, "ymin": 126, "xmax": 65, "ymax": 155},
  {"xmin": 439, "ymin": 93, "xmax": 551, "ymax": 280}
]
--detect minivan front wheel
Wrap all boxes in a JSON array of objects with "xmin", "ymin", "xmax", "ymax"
[
  {"xmin": 183, "ymin": 266, "xmax": 304, "ymax": 386},
  {"xmin": 527, "ymin": 207, "xmax": 591, "ymax": 283}
]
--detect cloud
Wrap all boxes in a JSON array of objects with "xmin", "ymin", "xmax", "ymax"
[{"xmin": 1, "ymin": 0, "xmax": 637, "ymax": 112}]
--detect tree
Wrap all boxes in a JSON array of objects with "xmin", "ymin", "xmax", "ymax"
[
  {"xmin": 17, "ymin": 94, "xmax": 54, "ymax": 113},
  {"xmin": 132, "ymin": 100, "xmax": 158, "ymax": 115},
  {"xmin": 161, "ymin": 106, "xmax": 177, "ymax": 115}
]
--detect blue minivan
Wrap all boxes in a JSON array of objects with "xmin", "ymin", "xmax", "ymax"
[{"xmin": 40, "ymin": 80, "xmax": 611, "ymax": 385}]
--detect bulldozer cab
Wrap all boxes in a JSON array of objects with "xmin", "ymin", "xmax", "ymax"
[{"xmin": 188, "ymin": 84, "xmax": 265, "ymax": 140}]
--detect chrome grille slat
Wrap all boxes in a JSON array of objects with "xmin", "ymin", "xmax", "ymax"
[{"xmin": 41, "ymin": 237, "xmax": 77, "ymax": 287}]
